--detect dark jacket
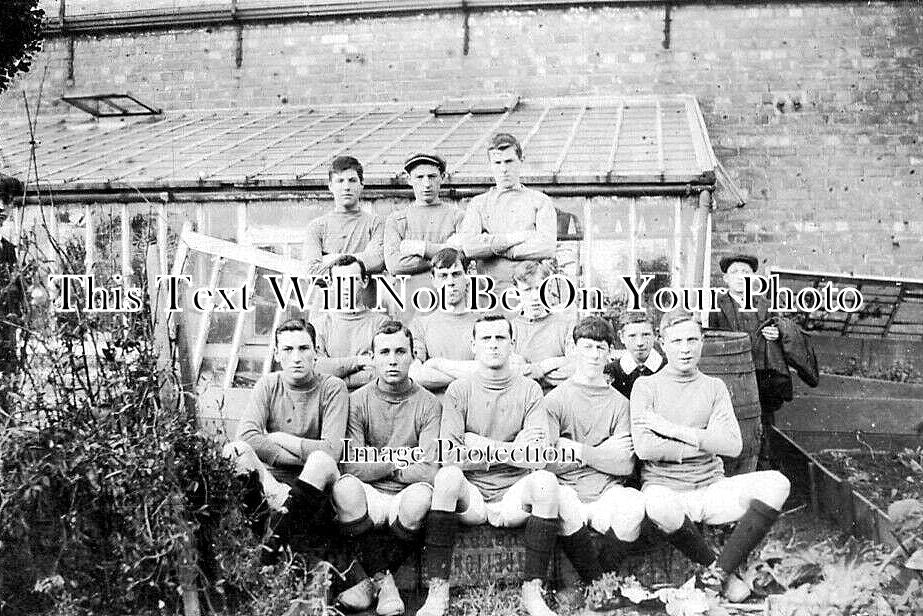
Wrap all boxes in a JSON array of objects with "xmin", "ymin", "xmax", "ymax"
[{"xmin": 708, "ymin": 292, "xmax": 792, "ymax": 407}]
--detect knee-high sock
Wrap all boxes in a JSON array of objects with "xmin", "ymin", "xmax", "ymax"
[
  {"xmin": 558, "ymin": 527, "xmax": 602, "ymax": 584},
  {"xmin": 271, "ymin": 479, "xmax": 328, "ymax": 540},
  {"xmin": 362, "ymin": 519, "xmax": 422, "ymax": 575},
  {"xmin": 423, "ymin": 511, "xmax": 458, "ymax": 580},
  {"xmin": 665, "ymin": 517, "xmax": 716, "ymax": 566},
  {"xmin": 523, "ymin": 516, "xmax": 558, "ymax": 582},
  {"xmin": 598, "ymin": 529, "xmax": 633, "ymax": 573},
  {"xmin": 717, "ymin": 500, "xmax": 779, "ymax": 573},
  {"xmin": 238, "ymin": 470, "xmax": 269, "ymax": 535}
]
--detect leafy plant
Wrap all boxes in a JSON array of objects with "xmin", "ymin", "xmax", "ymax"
[{"xmin": 0, "ymin": 0, "xmax": 44, "ymax": 94}]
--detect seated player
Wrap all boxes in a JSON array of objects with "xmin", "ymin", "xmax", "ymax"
[
  {"xmin": 604, "ymin": 310, "xmax": 665, "ymax": 400},
  {"xmin": 407, "ymin": 247, "xmax": 480, "ymax": 392},
  {"xmin": 313, "ymin": 255, "xmax": 390, "ymax": 391},
  {"xmin": 418, "ymin": 314, "xmax": 563, "ymax": 616},
  {"xmin": 631, "ymin": 309, "xmax": 791, "ymax": 600},
  {"xmin": 546, "ymin": 316, "xmax": 645, "ymax": 606},
  {"xmin": 331, "ymin": 321, "xmax": 442, "ymax": 615},
  {"xmin": 223, "ymin": 317, "xmax": 347, "ymax": 553},
  {"xmin": 510, "ymin": 260, "xmax": 577, "ymax": 392}
]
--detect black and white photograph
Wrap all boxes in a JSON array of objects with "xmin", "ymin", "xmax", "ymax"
[{"xmin": 0, "ymin": 1, "xmax": 921, "ymax": 615}]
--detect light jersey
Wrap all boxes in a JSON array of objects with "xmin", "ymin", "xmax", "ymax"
[
  {"xmin": 313, "ymin": 310, "xmax": 391, "ymax": 390},
  {"xmin": 512, "ymin": 310, "xmax": 577, "ymax": 390},
  {"xmin": 410, "ymin": 310, "xmax": 480, "ymax": 363},
  {"xmin": 440, "ymin": 370, "xmax": 547, "ymax": 502},
  {"xmin": 235, "ymin": 371, "xmax": 349, "ymax": 481},
  {"xmin": 382, "ymin": 203, "xmax": 465, "ymax": 322},
  {"xmin": 630, "ymin": 367, "xmax": 742, "ymax": 490},
  {"xmin": 342, "ymin": 379, "xmax": 442, "ymax": 494},
  {"xmin": 545, "ymin": 379, "xmax": 633, "ymax": 502},
  {"xmin": 304, "ymin": 208, "xmax": 385, "ymax": 276},
  {"xmin": 456, "ymin": 184, "xmax": 556, "ymax": 292}
]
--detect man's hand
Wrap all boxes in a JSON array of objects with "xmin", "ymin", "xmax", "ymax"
[
  {"xmin": 321, "ymin": 253, "xmax": 344, "ymax": 268},
  {"xmin": 400, "ymin": 239, "xmax": 427, "ymax": 257},
  {"xmin": 514, "ymin": 426, "xmax": 548, "ymax": 446},
  {"xmin": 761, "ymin": 325, "xmax": 780, "ymax": 341},
  {"xmin": 355, "ymin": 351, "xmax": 374, "ymax": 371},
  {"xmin": 638, "ymin": 414, "xmax": 699, "ymax": 448},
  {"xmin": 510, "ymin": 353, "xmax": 533, "ymax": 378}
]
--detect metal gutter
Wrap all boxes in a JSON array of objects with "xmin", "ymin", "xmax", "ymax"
[
  {"xmin": 16, "ymin": 181, "xmax": 711, "ymax": 205},
  {"xmin": 44, "ymin": 0, "xmax": 891, "ymax": 37}
]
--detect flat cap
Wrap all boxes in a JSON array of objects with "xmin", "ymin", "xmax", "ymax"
[
  {"xmin": 659, "ymin": 307, "xmax": 700, "ymax": 333},
  {"xmin": 719, "ymin": 253, "xmax": 759, "ymax": 273},
  {"xmin": 403, "ymin": 152, "xmax": 446, "ymax": 174}
]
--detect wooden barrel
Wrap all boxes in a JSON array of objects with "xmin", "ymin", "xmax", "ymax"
[{"xmin": 699, "ymin": 331, "xmax": 762, "ymax": 476}]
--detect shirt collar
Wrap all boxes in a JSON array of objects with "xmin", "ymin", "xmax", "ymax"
[{"xmin": 619, "ymin": 348, "xmax": 663, "ymax": 374}]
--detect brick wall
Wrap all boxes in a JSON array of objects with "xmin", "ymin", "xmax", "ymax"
[{"xmin": 4, "ymin": 2, "xmax": 922, "ymax": 277}]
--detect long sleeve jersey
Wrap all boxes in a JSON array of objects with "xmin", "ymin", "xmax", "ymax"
[
  {"xmin": 313, "ymin": 310, "xmax": 390, "ymax": 390},
  {"xmin": 455, "ymin": 185, "xmax": 556, "ymax": 289},
  {"xmin": 236, "ymin": 371, "xmax": 349, "ymax": 471},
  {"xmin": 630, "ymin": 367, "xmax": 743, "ymax": 490},
  {"xmin": 304, "ymin": 208, "xmax": 385, "ymax": 276},
  {"xmin": 439, "ymin": 370, "xmax": 548, "ymax": 501},
  {"xmin": 546, "ymin": 379, "xmax": 634, "ymax": 502},
  {"xmin": 512, "ymin": 310, "xmax": 577, "ymax": 390},
  {"xmin": 342, "ymin": 379, "xmax": 442, "ymax": 493}
]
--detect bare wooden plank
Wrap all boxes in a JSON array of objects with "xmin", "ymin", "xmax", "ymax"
[
  {"xmin": 157, "ymin": 203, "xmax": 169, "ymax": 275},
  {"xmin": 222, "ymin": 263, "xmax": 257, "ymax": 392},
  {"xmin": 191, "ymin": 255, "xmax": 225, "ymax": 379},
  {"xmin": 364, "ymin": 112, "xmax": 432, "ymax": 166},
  {"xmin": 521, "ymin": 104, "xmax": 551, "ymax": 151},
  {"xmin": 181, "ymin": 228, "xmax": 308, "ymax": 276},
  {"xmin": 604, "ymin": 102, "xmax": 624, "ymax": 180},
  {"xmin": 429, "ymin": 112, "xmax": 474, "ymax": 149}
]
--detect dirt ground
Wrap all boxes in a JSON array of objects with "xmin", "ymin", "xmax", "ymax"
[{"xmin": 814, "ymin": 449, "xmax": 923, "ymax": 511}]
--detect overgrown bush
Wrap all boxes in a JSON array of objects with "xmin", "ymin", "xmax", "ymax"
[{"xmin": 0, "ymin": 231, "xmax": 328, "ymax": 615}]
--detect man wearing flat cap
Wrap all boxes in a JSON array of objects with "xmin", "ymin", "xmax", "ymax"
[
  {"xmin": 454, "ymin": 133, "xmax": 557, "ymax": 299},
  {"xmin": 383, "ymin": 152, "xmax": 465, "ymax": 321},
  {"xmin": 708, "ymin": 254, "xmax": 790, "ymax": 471}
]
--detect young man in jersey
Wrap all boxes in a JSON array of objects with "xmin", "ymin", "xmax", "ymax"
[
  {"xmin": 417, "ymin": 314, "xmax": 562, "ymax": 616},
  {"xmin": 383, "ymin": 153, "xmax": 465, "ymax": 322},
  {"xmin": 407, "ymin": 247, "xmax": 480, "ymax": 392},
  {"xmin": 510, "ymin": 260, "xmax": 577, "ymax": 392},
  {"xmin": 604, "ymin": 311, "xmax": 665, "ymax": 400},
  {"xmin": 313, "ymin": 255, "xmax": 390, "ymax": 391},
  {"xmin": 454, "ymin": 133, "xmax": 557, "ymax": 298},
  {"xmin": 631, "ymin": 309, "xmax": 791, "ymax": 600},
  {"xmin": 546, "ymin": 317, "xmax": 645, "ymax": 606},
  {"xmin": 304, "ymin": 156, "xmax": 384, "ymax": 277},
  {"xmin": 223, "ymin": 317, "xmax": 348, "ymax": 553},
  {"xmin": 331, "ymin": 321, "xmax": 442, "ymax": 615}
]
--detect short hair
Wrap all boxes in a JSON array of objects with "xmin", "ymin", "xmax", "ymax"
[
  {"xmin": 572, "ymin": 316, "xmax": 615, "ymax": 346},
  {"xmin": 328, "ymin": 254, "xmax": 368, "ymax": 281},
  {"xmin": 274, "ymin": 317, "xmax": 316, "ymax": 347},
  {"xmin": 328, "ymin": 155, "xmax": 364, "ymax": 183},
  {"xmin": 619, "ymin": 309, "xmax": 656, "ymax": 331},
  {"xmin": 472, "ymin": 313, "xmax": 513, "ymax": 339},
  {"xmin": 487, "ymin": 132, "xmax": 523, "ymax": 160},
  {"xmin": 371, "ymin": 320, "xmax": 413, "ymax": 352},
  {"xmin": 512, "ymin": 260, "xmax": 554, "ymax": 286},
  {"xmin": 432, "ymin": 247, "xmax": 470, "ymax": 271},
  {"xmin": 659, "ymin": 308, "xmax": 702, "ymax": 336}
]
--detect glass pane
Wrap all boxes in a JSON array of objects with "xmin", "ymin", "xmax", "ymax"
[
  {"xmin": 584, "ymin": 197, "xmax": 632, "ymax": 307},
  {"xmin": 634, "ymin": 197, "xmax": 676, "ymax": 303}
]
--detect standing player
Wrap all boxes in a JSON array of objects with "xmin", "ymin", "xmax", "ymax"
[
  {"xmin": 631, "ymin": 309, "xmax": 791, "ymax": 600},
  {"xmin": 383, "ymin": 153, "xmax": 465, "ymax": 322},
  {"xmin": 407, "ymin": 248, "xmax": 480, "ymax": 391},
  {"xmin": 305, "ymin": 155, "xmax": 384, "ymax": 277},
  {"xmin": 546, "ymin": 317, "xmax": 645, "ymax": 600},
  {"xmin": 454, "ymin": 133, "xmax": 556, "ymax": 298},
  {"xmin": 313, "ymin": 255, "xmax": 390, "ymax": 391},
  {"xmin": 604, "ymin": 311, "xmax": 665, "ymax": 400},
  {"xmin": 417, "ymin": 314, "xmax": 562, "ymax": 616},
  {"xmin": 331, "ymin": 321, "xmax": 441, "ymax": 615},
  {"xmin": 509, "ymin": 260, "xmax": 576, "ymax": 392}
]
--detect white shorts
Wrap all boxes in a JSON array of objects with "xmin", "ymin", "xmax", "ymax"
[
  {"xmin": 558, "ymin": 484, "xmax": 646, "ymax": 536},
  {"xmin": 359, "ymin": 480, "xmax": 433, "ymax": 527},
  {"xmin": 642, "ymin": 470, "xmax": 790, "ymax": 526},
  {"xmin": 457, "ymin": 474, "xmax": 536, "ymax": 528}
]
